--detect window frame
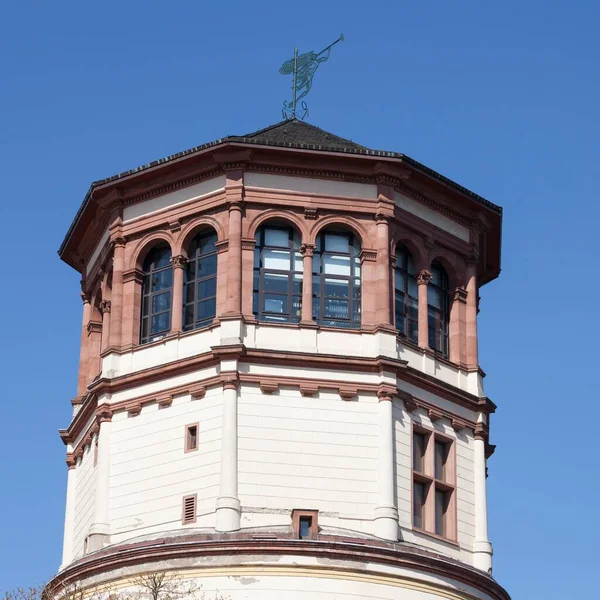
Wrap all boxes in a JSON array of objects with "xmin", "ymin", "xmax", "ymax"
[
  {"xmin": 183, "ymin": 230, "xmax": 218, "ymax": 331},
  {"xmin": 253, "ymin": 225, "xmax": 303, "ymax": 324},
  {"xmin": 313, "ymin": 230, "xmax": 361, "ymax": 329},
  {"xmin": 184, "ymin": 423, "xmax": 199, "ymax": 453},
  {"xmin": 394, "ymin": 244, "xmax": 418, "ymax": 343},
  {"xmin": 411, "ymin": 422, "xmax": 457, "ymax": 542},
  {"xmin": 291, "ymin": 509, "xmax": 319, "ymax": 540},
  {"xmin": 140, "ymin": 244, "xmax": 173, "ymax": 345},
  {"xmin": 427, "ymin": 262, "xmax": 450, "ymax": 357}
]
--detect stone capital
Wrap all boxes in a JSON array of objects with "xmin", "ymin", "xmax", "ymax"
[
  {"xmin": 417, "ymin": 270, "xmax": 432, "ymax": 286},
  {"xmin": 170, "ymin": 254, "xmax": 189, "ymax": 269},
  {"xmin": 299, "ymin": 243, "xmax": 315, "ymax": 257},
  {"xmin": 99, "ymin": 300, "xmax": 112, "ymax": 314}
]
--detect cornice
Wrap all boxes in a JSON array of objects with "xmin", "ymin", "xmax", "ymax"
[{"xmin": 48, "ymin": 535, "xmax": 510, "ymax": 600}]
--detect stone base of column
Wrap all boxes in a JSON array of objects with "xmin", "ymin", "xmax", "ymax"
[
  {"xmin": 215, "ymin": 496, "xmax": 241, "ymax": 532},
  {"xmin": 374, "ymin": 505, "xmax": 398, "ymax": 541},
  {"xmin": 87, "ymin": 523, "xmax": 110, "ymax": 552},
  {"xmin": 472, "ymin": 539, "xmax": 493, "ymax": 573}
]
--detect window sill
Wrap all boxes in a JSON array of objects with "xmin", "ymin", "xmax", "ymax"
[{"xmin": 410, "ymin": 526, "xmax": 459, "ymax": 547}]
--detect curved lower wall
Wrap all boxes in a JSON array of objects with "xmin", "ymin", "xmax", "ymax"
[{"xmin": 50, "ymin": 536, "xmax": 509, "ymax": 600}]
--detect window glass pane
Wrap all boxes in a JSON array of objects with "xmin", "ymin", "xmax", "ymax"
[
  {"xmin": 395, "ymin": 270, "xmax": 406, "ymax": 291},
  {"xmin": 197, "ymin": 232, "xmax": 217, "ymax": 254},
  {"xmin": 149, "ymin": 246, "xmax": 171, "ymax": 269},
  {"xmin": 152, "ymin": 292, "xmax": 171, "ymax": 313},
  {"xmin": 141, "ymin": 317, "xmax": 148, "ymax": 339},
  {"xmin": 198, "ymin": 278, "xmax": 217, "ymax": 299},
  {"xmin": 325, "ymin": 233, "xmax": 349, "ymax": 253},
  {"xmin": 431, "ymin": 267, "xmax": 442, "ymax": 286},
  {"xmin": 299, "ymin": 517, "xmax": 311, "ymax": 539},
  {"xmin": 292, "ymin": 296, "xmax": 302, "ymax": 319},
  {"xmin": 396, "ymin": 250, "xmax": 406, "ymax": 269},
  {"xmin": 184, "ymin": 303, "xmax": 194, "ymax": 327},
  {"xmin": 435, "ymin": 441, "xmax": 448, "ymax": 481},
  {"xmin": 312, "ymin": 254, "xmax": 321, "ymax": 274},
  {"xmin": 407, "ymin": 254, "xmax": 415, "ymax": 275},
  {"xmin": 264, "ymin": 272, "xmax": 288, "ymax": 294},
  {"xmin": 185, "ymin": 282, "xmax": 195, "ymax": 304},
  {"xmin": 265, "ymin": 228, "xmax": 289, "ymax": 247},
  {"xmin": 151, "ymin": 268, "xmax": 173, "ymax": 292},
  {"xmin": 408, "ymin": 319, "xmax": 418, "ymax": 344},
  {"xmin": 408, "ymin": 276, "xmax": 418, "ymax": 298},
  {"xmin": 352, "ymin": 301, "xmax": 361, "ymax": 323},
  {"xmin": 324, "ymin": 298, "xmax": 349, "ymax": 319},
  {"xmin": 323, "ymin": 254, "xmax": 350, "ymax": 276},
  {"xmin": 198, "ymin": 254, "xmax": 217, "ymax": 277},
  {"xmin": 294, "ymin": 254, "xmax": 303, "ymax": 272},
  {"xmin": 413, "ymin": 432, "xmax": 425, "ymax": 472},
  {"xmin": 435, "ymin": 489, "xmax": 447, "ymax": 536},
  {"xmin": 185, "ymin": 260, "xmax": 196, "ymax": 281},
  {"xmin": 151, "ymin": 312, "xmax": 170, "ymax": 334},
  {"xmin": 413, "ymin": 482, "xmax": 425, "ymax": 529},
  {"xmin": 197, "ymin": 298, "xmax": 216, "ymax": 321},
  {"xmin": 263, "ymin": 249, "xmax": 290, "ymax": 270},
  {"xmin": 293, "ymin": 274, "xmax": 303, "ymax": 294},
  {"xmin": 252, "ymin": 291, "xmax": 259, "ymax": 315},
  {"xmin": 428, "ymin": 286, "xmax": 441, "ymax": 308},
  {"xmin": 263, "ymin": 294, "xmax": 286, "ymax": 314},
  {"xmin": 142, "ymin": 296, "xmax": 149, "ymax": 317},
  {"xmin": 324, "ymin": 278, "xmax": 349, "ymax": 298}
]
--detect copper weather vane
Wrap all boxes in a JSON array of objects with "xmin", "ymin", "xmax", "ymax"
[{"xmin": 279, "ymin": 34, "xmax": 344, "ymax": 120}]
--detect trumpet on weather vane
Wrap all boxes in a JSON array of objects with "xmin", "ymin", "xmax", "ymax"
[{"xmin": 279, "ymin": 34, "xmax": 344, "ymax": 120}]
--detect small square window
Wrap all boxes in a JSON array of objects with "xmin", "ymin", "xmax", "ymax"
[
  {"xmin": 292, "ymin": 509, "xmax": 318, "ymax": 540},
  {"xmin": 185, "ymin": 424, "xmax": 198, "ymax": 452}
]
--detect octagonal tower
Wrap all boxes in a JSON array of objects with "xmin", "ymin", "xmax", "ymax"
[{"xmin": 53, "ymin": 119, "xmax": 509, "ymax": 600}]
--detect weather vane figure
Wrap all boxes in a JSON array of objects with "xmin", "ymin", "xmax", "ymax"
[{"xmin": 280, "ymin": 34, "xmax": 344, "ymax": 120}]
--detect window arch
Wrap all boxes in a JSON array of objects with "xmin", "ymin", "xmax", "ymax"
[
  {"xmin": 141, "ymin": 244, "xmax": 173, "ymax": 344},
  {"xmin": 313, "ymin": 229, "xmax": 361, "ymax": 328},
  {"xmin": 183, "ymin": 230, "xmax": 218, "ymax": 330},
  {"xmin": 253, "ymin": 224, "xmax": 303, "ymax": 323},
  {"xmin": 394, "ymin": 244, "xmax": 418, "ymax": 343},
  {"xmin": 428, "ymin": 262, "xmax": 449, "ymax": 356}
]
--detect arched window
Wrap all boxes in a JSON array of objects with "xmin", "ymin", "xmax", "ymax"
[
  {"xmin": 141, "ymin": 244, "xmax": 173, "ymax": 344},
  {"xmin": 183, "ymin": 230, "xmax": 218, "ymax": 330},
  {"xmin": 395, "ymin": 245, "xmax": 418, "ymax": 343},
  {"xmin": 428, "ymin": 262, "xmax": 449, "ymax": 356},
  {"xmin": 253, "ymin": 225, "xmax": 302, "ymax": 323},
  {"xmin": 313, "ymin": 230, "xmax": 361, "ymax": 328}
]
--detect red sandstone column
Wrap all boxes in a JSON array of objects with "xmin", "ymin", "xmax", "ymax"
[
  {"xmin": 121, "ymin": 269, "xmax": 143, "ymax": 347},
  {"xmin": 466, "ymin": 262, "xmax": 479, "ymax": 367},
  {"xmin": 170, "ymin": 255, "xmax": 188, "ymax": 333},
  {"xmin": 417, "ymin": 270, "xmax": 432, "ymax": 349},
  {"xmin": 99, "ymin": 300, "xmax": 111, "ymax": 353},
  {"xmin": 77, "ymin": 293, "xmax": 91, "ymax": 396},
  {"xmin": 108, "ymin": 239, "xmax": 125, "ymax": 349},
  {"xmin": 375, "ymin": 215, "xmax": 392, "ymax": 326},
  {"xmin": 86, "ymin": 319, "xmax": 103, "ymax": 383},
  {"xmin": 299, "ymin": 243, "xmax": 315, "ymax": 324},
  {"xmin": 449, "ymin": 288, "xmax": 467, "ymax": 364},
  {"xmin": 226, "ymin": 201, "xmax": 243, "ymax": 316}
]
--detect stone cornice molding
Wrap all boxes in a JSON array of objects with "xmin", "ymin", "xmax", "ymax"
[
  {"xmin": 360, "ymin": 249, "xmax": 377, "ymax": 263},
  {"xmin": 48, "ymin": 535, "xmax": 510, "ymax": 600},
  {"xmin": 87, "ymin": 321, "xmax": 103, "ymax": 334},
  {"xmin": 241, "ymin": 238, "xmax": 256, "ymax": 251},
  {"xmin": 215, "ymin": 240, "xmax": 229, "ymax": 254}
]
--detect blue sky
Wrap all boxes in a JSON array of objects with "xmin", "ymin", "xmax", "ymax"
[{"xmin": 0, "ymin": 1, "xmax": 597, "ymax": 597}]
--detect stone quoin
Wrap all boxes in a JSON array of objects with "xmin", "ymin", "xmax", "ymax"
[{"xmin": 53, "ymin": 119, "xmax": 509, "ymax": 600}]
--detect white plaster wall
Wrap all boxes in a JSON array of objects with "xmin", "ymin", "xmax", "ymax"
[
  {"xmin": 245, "ymin": 172, "xmax": 378, "ymax": 199},
  {"xmin": 123, "ymin": 176, "xmax": 226, "ymax": 223},
  {"xmin": 72, "ymin": 441, "xmax": 96, "ymax": 559},
  {"xmin": 393, "ymin": 190, "xmax": 470, "ymax": 242},
  {"xmin": 238, "ymin": 384, "xmax": 379, "ymax": 529},
  {"xmin": 108, "ymin": 388, "xmax": 223, "ymax": 544}
]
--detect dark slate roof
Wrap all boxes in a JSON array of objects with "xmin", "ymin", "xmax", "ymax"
[{"xmin": 60, "ymin": 119, "xmax": 501, "ymax": 257}]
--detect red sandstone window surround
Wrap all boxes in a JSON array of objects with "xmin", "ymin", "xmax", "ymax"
[
  {"xmin": 184, "ymin": 423, "xmax": 199, "ymax": 452},
  {"xmin": 411, "ymin": 424, "xmax": 456, "ymax": 540},
  {"xmin": 291, "ymin": 509, "xmax": 319, "ymax": 540}
]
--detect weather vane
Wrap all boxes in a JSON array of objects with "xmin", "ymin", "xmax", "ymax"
[{"xmin": 279, "ymin": 34, "xmax": 344, "ymax": 121}]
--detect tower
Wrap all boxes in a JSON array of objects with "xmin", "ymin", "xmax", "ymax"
[{"xmin": 53, "ymin": 119, "xmax": 509, "ymax": 600}]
